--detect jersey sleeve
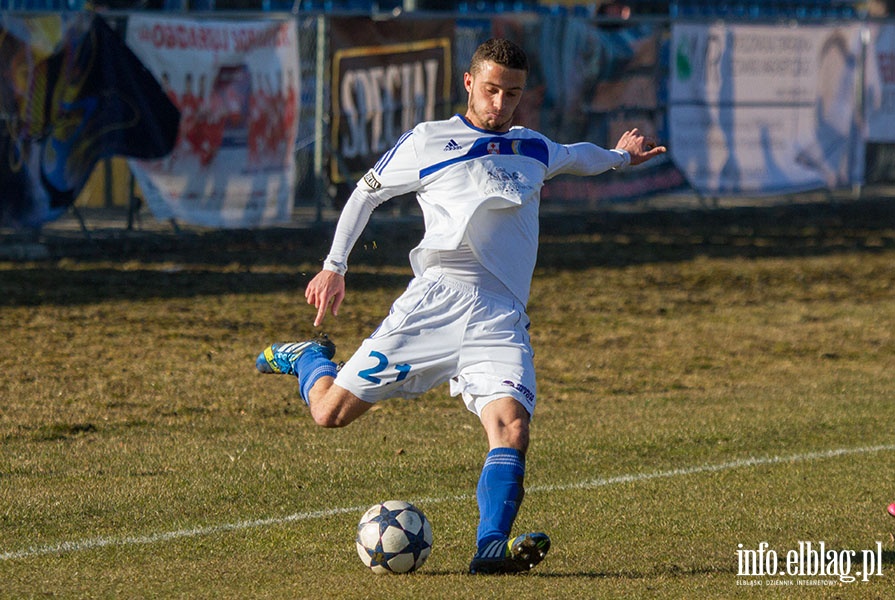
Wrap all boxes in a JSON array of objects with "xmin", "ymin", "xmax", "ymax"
[
  {"xmin": 546, "ymin": 140, "xmax": 630, "ymax": 178},
  {"xmin": 323, "ymin": 129, "xmax": 422, "ymax": 274},
  {"xmin": 357, "ymin": 129, "xmax": 422, "ymax": 199},
  {"xmin": 322, "ymin": 187, "xmax": 383, "ymax": 275}
]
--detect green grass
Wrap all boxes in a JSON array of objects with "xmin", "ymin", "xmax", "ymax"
[{"xmin": 2, "ymin": 202, "xmax": 895, "ymax": 598}]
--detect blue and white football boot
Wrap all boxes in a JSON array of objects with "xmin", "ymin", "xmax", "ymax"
[{"xmin": 255, "ymin": 334, "xmax": 336, "ymax": 376}]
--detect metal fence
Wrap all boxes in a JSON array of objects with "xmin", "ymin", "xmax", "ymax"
[{"xmin": 1, "ymin": 3, "xmax": 892, "ymax": 231}]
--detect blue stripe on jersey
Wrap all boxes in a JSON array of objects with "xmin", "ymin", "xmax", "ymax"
[
  {"xmin": 374, "ymin": 130, "xmax": 413, "ymax": 174},
  {"xmin": 419, "ymin": 137, "xmax": 549, "ymax": 179}
]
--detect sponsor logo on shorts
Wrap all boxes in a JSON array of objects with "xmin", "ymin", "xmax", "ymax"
[
  {"xmin": 502, "ymin": 380, "xmax": 534, "ymax": 406},
  {"xmin": 363, "ymin": 170, "xmax": 382, "ymax": 189}
]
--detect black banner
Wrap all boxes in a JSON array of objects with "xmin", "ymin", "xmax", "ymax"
[
  {"xmin": 329, "ymin": 18, "xmax": 453, "ymax": 187},
  {"xmin": 0, "ymin": 14, "xmax": 179, "ymax": 228}
]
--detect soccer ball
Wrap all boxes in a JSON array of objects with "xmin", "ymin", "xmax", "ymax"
[{"xmin": 355, "ymin": 500, "xmax": 433, "ymax": 574}]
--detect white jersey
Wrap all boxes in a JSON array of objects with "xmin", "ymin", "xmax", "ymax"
[{"xmin": 324, "ymin": 114, "xmax": 629, "ymax": 305}]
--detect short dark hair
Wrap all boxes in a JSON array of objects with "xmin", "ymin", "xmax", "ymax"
[{"xmin": 469, "ymin": 38, "xmax": 529, "ymax": 76}]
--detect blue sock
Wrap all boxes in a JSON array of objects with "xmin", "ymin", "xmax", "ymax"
[
  {"xmin": 294, "ymin": 348, "xmax": 337, "ymax": 406},
  {"xmin": 475, "ymin": 447, "xmax": 525, "ymax": 553}
]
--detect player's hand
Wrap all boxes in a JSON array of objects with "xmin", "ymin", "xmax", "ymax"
[
  {"xmin": 305, "ymin": 269, "xmax": 346, "ymax": 327},
  {"xmin": 615, "ymin": 128, "xmax": 666, "ymax": 166}
]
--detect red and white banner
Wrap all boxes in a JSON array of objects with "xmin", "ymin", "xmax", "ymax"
[
  {"xmin": 126, "ymin": 16, "xmax": 299, "ymax": 227},
  {"xmin": 865, "ymin": 23, "xmax": 895, "ymax": 143},
  {"xmin": 669, "ymin": 23, "xmax": 863, "ymax": 195}
]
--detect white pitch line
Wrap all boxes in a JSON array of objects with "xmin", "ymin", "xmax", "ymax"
[
  {"xmin": 527, "ymin": 443, "xmax": 895, "ymax": 493},
  {"xmin": 3, "ymin": 443, "xmax": 893, "ymax": 562}
]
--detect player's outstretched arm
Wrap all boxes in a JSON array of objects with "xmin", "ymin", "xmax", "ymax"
[
  {"xmin": 305, "ymin": 269, "xmax": 346, "ymax": 327},
  {"xmin": 615, "ymin": 128, "xmax": 666, "ymax": 166},
  {"xmin": 305, "ymin": 185, "xmax": 384, "ymax": 327}
]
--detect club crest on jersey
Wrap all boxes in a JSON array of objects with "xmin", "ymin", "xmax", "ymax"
[
  {"xmin": 487, "ymin": 141, "xmax": 500, "ymax": 155},
  {"xmin": 363, "ymin": 170, "xmax": 382, "ymax": 190}
]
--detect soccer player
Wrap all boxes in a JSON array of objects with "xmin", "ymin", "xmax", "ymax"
[{"xmin": 256, "ymin": 38, "xmax": 665, "ymax": 574}]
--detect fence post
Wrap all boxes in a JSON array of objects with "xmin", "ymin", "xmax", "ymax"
[{"xmin": 314, "ymin": 13, "xmax": 327, "ymax": 224}]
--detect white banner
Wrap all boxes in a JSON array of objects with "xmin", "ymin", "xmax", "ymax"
[
  {"xmin": 865, "ymin": 23, "xmax": 895, "ymax": 143},
  {"xmin": 669, "ymin": 23, "xmax": 863, "ymax": 195},
  {"xmin": 126, "ymin": 16, "xmax": 299, "ymax": 227}
]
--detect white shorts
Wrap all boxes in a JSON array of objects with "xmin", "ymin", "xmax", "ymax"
[{"xmin": 333, "ymin": 273, "xmax": 536, "ymax": 417}]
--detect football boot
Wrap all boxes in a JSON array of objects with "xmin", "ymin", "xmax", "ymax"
[
  {"xmin": 468, "ymin": 532, "xmax": 550, "ymax": 575},
  {"xmin": 255, "ymin": 334, "xmax": 336, "ymax": 375}
]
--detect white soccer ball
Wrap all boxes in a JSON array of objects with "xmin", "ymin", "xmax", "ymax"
[{"xmin": 355, "ymin": 500, "xmax": 433, "ymax": 574}]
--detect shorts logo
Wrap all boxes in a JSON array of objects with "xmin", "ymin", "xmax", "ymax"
[
  {"xmin": 363, "ymin": 170, "xmax": 382, "ymax": 190},
  {"xmin": 502, "ymin": 380, "xmax": 535, "ymax": 406}
]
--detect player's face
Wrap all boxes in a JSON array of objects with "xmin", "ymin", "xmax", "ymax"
[{"xmin": 464, "ymin": 60, "xmax": 526, "ymax": 132}]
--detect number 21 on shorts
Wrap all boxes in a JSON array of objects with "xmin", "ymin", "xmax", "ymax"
[{"xmin": 357, "ymin": 351, "xmax": 411, "ymax": 384}]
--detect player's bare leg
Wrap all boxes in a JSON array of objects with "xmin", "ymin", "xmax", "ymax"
[
  {"xmin": 256, "ymin": 335, "xmax": 370, "ymax": 428},
  {"xmin": 306, "ymin": 381, "xmax": 371, "ymax": 428},
  {"xmin": 480, "ymin": 396, "xmax": 530, "ymax": 452}
]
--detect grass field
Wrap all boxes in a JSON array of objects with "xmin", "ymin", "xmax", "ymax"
[{"xmin": 2, "ymin": 199, "xmax": 895, "ymax": 599}]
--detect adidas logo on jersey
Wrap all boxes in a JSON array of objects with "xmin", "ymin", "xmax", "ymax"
[{"xmin": 443, "ymin": 139, "xmax": 462, "ymax": 151}]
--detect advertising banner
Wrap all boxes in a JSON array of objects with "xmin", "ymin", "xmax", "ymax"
[
  {"xmin": 865, "ymin": 23, "xmax": 895, "ymax": 143},
  {"xmin": 329, "ymin": 18, "xmax": 453, "ymax": 189},
  {"xmin": 670, "ymin": 23, "xmax": 863, "ymax": 195},
  {"xmin": 492, "ymin": 16, "xmax": 685, "ymax": 206},
  {"xmin": 126, "ymin": 16, "xmax": 299, "ymax": 228},
  {"xmin": 0, "ymin": 14, "xmax": 178, "ymax": 228}
]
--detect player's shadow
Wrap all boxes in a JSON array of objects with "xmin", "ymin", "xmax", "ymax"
[
  {"xmin": 426, "ymin": 554, "xmax": 895, "ymax": 578},
  {"xmin": 423, "ymin": 563, "xmax": 737, "ymax": 578}
]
